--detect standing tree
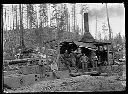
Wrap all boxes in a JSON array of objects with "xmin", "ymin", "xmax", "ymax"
[
  {"xmin": 13, "ymin": 5, "xmax": 18, "ymax": 30},
  {"xmin": 63, "ymin": 4, "xmax": 69, "ymax": 32},
  {"xmin": 68, "ymin": 11, "xmax": 70, "ymax": 32},
  {"xmin": 50, "ymin": 3, "xmax": 66, "ymax": 63},
  {"xmin": 4, "ymin": 7, "xmax": 7, "ymax": 31},
  {"xmin": 19, "ymin": 4, "xmax": 25, "ymax": 50},
  {"xmin": 73, "ymin": 3, "xmax": 76, "ymax": 33},
  {"xmin": 26, "ymin": 4, "xmax": 30, "ymax": 29},
  {"xmin": 113, "ymin": 32, "xmax": 123, "ymax": 48},
  {"xmin": 102, "ymin": 23, "xmax": 108, "ymax": 42},
  {"xmin": 39, "ymin": 4, "xmax": 48, "ymax": 28},
  {"xmin": 51, "ymin": 4, "xmax": 60, "ymax": 28},
  {"xmin": 27, "ymin": 4, "xmax": 33, "ymax": 29},
  {"xmin": 9, "ymin": 7, "xmax": 12, "ymax": 30},
  {"xmin": 27, "ymin": 4, "xmax": 38, "ymax": 29},
  {"xmin": 51, "ymin": 4, "xmax": 63, "ymax": 40},
  {"xmin": 80, "ymin": 4, "xmax": 88, "ymax": 35},
  {"xmin": 12, "ymin": 5, "xmax": 15, "ymax": 30}
]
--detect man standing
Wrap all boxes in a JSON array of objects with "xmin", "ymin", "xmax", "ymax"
[
  {"xmin": 49, "ymin": 53, "xmax": 60, "ymax": 79},
  {"xmin": 62, "ymin": 50, "xmax": 72, "ymax": 73},
  {"xmin": 80, "ymin": 54, "xmax": 89, "ymax": 72},
  {"xmin": 76, "ymin": 48, "xmax": 82, "ymax": 68},
  {"xmin": 70, "ymin": 50, "xmax": 78, "ymax": 72},
  {"xmin": 92, "ymin": 52, "xmax": 98, "ymax": 71}
]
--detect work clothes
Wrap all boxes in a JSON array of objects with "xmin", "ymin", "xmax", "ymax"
[
  {"xmin": 47, "ymin": 53, "xmax": 60, "ymax": 79},
  {"xmin": 80, "ymin": 55, "xmax": 89, "ymax": 71},
  {"xmin": 69, "ymin": 52, "xmax": 78, "ymax": 72},
  {"xmin": 70, "ymin": 52, "xmax": 76, "ymax": 66},
  {"xmin": 60, "ymin": 53, "xmax": 72, "ymax": 73},
  {"xmin": 92, "ymin": 55, "xmax": 98, "ymax": 71},
  {"xmin": 76, "ymin": 53, "xmax": 83, "ymax": 68},
  {"xmin": 50, "ymin": 62, "xmax": 60, "ymax": 79}
]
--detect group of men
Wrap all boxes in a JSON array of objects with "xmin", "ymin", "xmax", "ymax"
[
  {"xmin": 15, "ymin": 47, "xmax": 99, "ymax": 78},
  {"xmin": 60, "ymin": 48, "xmax": 89, "ymax": 73},
  {"xmin": 60, "ymin": 47, "xmax": 99, "ymax": 73}
]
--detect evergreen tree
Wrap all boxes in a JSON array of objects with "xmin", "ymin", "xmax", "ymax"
[{"xmin": 39, "ymin": 4, "xmax": 48, "ymax": 28}]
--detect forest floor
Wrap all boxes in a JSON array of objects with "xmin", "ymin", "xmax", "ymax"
[{"xmin": 4, "ymin": 70, "xmax": 126, "ymax": 93}]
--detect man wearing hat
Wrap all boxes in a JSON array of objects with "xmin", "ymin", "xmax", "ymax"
[
  {"xmin": 80, "ymin": 54, "xmax": 89, "ymax": 72},
  {"xmin": 70, "ymin": 50, "xmax": 78, "ymax": 72},
  {"xmin": 76, "ymin": 47, "xmax": 83, "ymax": 68},
  {"xmin": 61, "ymin": 50, "xmax": 72, "ymax": 73}
]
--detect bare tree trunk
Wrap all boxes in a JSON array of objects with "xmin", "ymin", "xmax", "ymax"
[
  {"xmin": 35, "ymin": 5, "xmax": 38, "ymax": 28},
  {"xmin": 12, "ymin": 5, "xmax": 15, "ymax": 30},
  {"xmin": 8, "ymin": 14, "xmax": 9, "ymax": 30},
  {"xmin": 66, "ymin": 11, "xmax": 68, "ymax": 32},
  {"xmin": 81, "ymin": 14, "xmax": 83, "ymax": 35},
  {"xmin": 15, "ymin": 5, "xmax": 18, "ymax": 30},
  {"xmin": 29, "ymin": 4, "xmax": 33, "ymax": 29},
  {"xmin": 5, "ymin": 8, "xmax": 7, "ymax": 31},
  {"xmin": 2, "ymin": 5, "xmax": 4, "ymax": 31},
  {"xmin": 19, "ymin": 4, "xmax": 25, "ymax": 49},
  {"xmin": 9, "ymin": 11, "xmax": 12, "ymax": 30},
  {"xmin": 95, "ymin": 15, "xmax": 97, "ymax": 40},
  {"xmin": 74, "ymin": 4, "xmax": 75, "ymax": 32},
  {"xmin": 99, "ymin": 31, "xmax": 101, "ymax": 41},
  {"xmin": 39, "ymin": 4, "xmax": 43, "ymax": 28},
  {"xmin": 26, "ymin": 4, "xmax": 28, "ymax": 29},
  {"xmin": 68, "ymin": 13, "xmax": 70, "ymax": 32},
  {"xmin": 43, "ymin": 20, "xmax": 45, "ymax": 28},
  {"xmin": 48, "ymin": 4, "xmax": 51, "ymax": 27},
  {"xmin": 46, "ymin": 4, "xmax": 48, "ymax": 27}
]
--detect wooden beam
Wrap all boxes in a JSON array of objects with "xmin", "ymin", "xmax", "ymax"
[{"xmin": 107, "ymin": 44, "xmax": 109, "ymax": 65}]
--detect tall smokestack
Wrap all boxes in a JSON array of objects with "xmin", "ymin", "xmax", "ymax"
[
  {"xmin": 80, "ymin": 13, "xmax": 95, "ymax": 42},
  {"xmin": 84, "ymin": 13, "xmax": 89, "ymax": 32}
]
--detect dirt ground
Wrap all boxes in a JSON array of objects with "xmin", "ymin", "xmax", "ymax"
[{"xmin": 4, "ymin": 73, "xmax": 126, "ymax": 93}]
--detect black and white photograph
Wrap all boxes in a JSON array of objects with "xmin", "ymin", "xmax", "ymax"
[{"xmin": 2, "ymin": 3, "xmax": 125, "ymax": 92}]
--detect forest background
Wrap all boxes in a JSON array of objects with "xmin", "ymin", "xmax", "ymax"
[{"xmin": 2, "ymin": 3, "xmax": 125, "ymax": 60}]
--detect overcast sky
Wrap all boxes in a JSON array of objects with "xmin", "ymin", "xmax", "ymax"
[{"xmin": 76, "ymin": 3, "xmax": 125, "ymax": 39}]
